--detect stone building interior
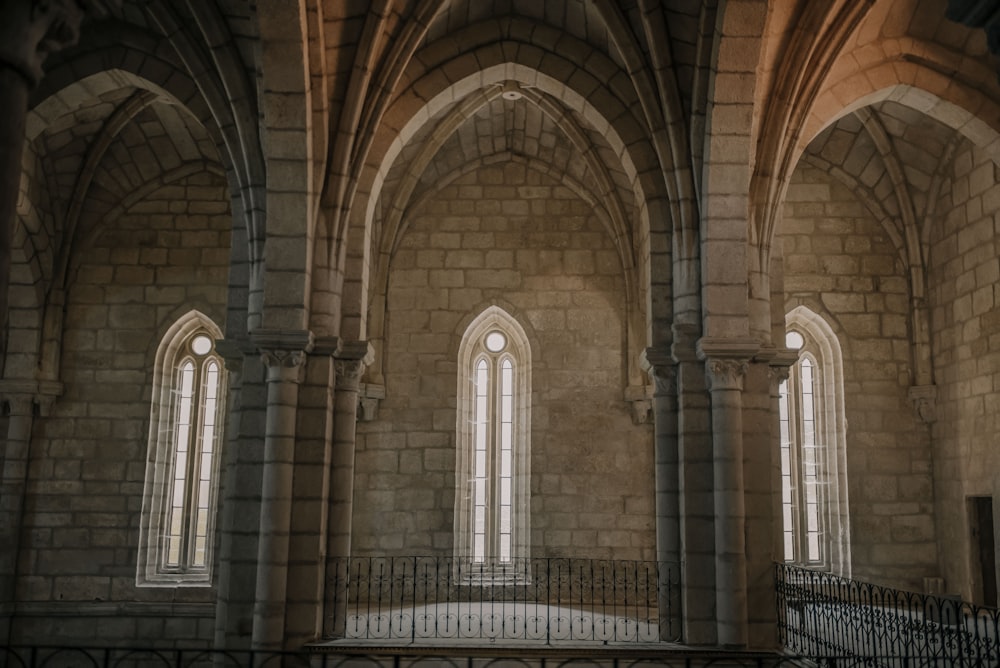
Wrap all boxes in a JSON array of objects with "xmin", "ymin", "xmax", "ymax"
[{"xmin": 1, "ymin": 0, "xmax": 1000, "ymax": 662}]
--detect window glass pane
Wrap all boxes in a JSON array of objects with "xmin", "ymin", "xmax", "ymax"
[
  {"xmin": 191, "ymin": 335, "xmax": 212, "ymax": 356},
  {"xmin": 485, "ymin": 331, "xmax": 506, "ymax": 352},
  {"xmin": 500, "ymin": 512, "xmax": 511, "ymax": 533},
  {"xmin": 165, "ymin": 362, "xmax": 195, "ymax": 569},
  {"xmin": 460, "ymin": 320, "xmax": 527, "ymax": 565}
]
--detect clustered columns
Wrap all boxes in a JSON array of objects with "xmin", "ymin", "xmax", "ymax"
[
  {"xmin": 250, "ymin": 330, "xmax": 313, "ymax": 651},
  {"xmin": 0, "ymin": 383, "xmax": 59, "ymax": 643},
  {"xmin": 641, "ymin": 347, "xmax": 680, "ymax": 641},
  {"xmin": 698, "ymin": 339, "xmax": 759, "ymax": 648}
]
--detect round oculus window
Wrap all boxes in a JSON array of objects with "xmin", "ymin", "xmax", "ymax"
[
  {"xmin": 484, "ymin": 331, "xmax": 507, "ymax": 352},
  {"xmin": 191, "ymin": 335, "xmax": 213, "ymax": 356},
  {"xmin": 785, "ymin": 331, "xmax": 804, "ymax": 350}
]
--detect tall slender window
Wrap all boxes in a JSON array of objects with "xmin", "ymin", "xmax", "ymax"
[
  {"xmin": 780, "ymin": 333, "xmax": 822, "ymax": 563},
  {"xmin": 779, "ymin": 308, "xmax": 851, "ymax": 575},
  {"xmin": 456, "ymin": 307, "xmax": 530, "ymax": 568},
  {"xmin": 139, "ymin": 312, "xmax": 226, "ymax": 585}
]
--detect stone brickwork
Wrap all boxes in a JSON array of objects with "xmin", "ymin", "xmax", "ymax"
[
  {"xmin": 782, "ymin": 164, "xmax": 937, "ymax": 590},
  {"xmin": 928, "ymin": 141, "xmax": 1000, "ymax": 601},
  {"xmin": 10, "ymin": 172, "xmax": 230, "ymax": 646},
  {"xmin": 354, "ymin": 163, "xmax": 655, "ymax": 562}
]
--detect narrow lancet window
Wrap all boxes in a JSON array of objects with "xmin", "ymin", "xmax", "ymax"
[
  {"xmin": 139, "ymin": 313, "xmax": 226, "ymax": 585},
  {"xmin": 455, "ymin": 307, "xmax": 531, "ymax": 570}
]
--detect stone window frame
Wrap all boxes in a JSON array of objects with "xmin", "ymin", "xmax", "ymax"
[
  {"xmin": 137, "ymin": 310, "xmax": 226, "ymax": 587},
  {"xmin": 781, "ymin": 305, "xmax": 852, "ymax": 576},
  {"xmin": 454, "ymin": 306, "xmax": 531, "ymax": 572}
]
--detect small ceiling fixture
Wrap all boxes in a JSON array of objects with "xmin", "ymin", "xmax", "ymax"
[{"xmin": 501, "ymin": 82, "xmax": 523, "ymax": 100}]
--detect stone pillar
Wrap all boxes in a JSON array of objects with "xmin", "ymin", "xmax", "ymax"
[
  {"xmin": 250, "ymin": 330, "xmax": 312, "ymax": 651},
  {"xmin": 212, "ymin": 339, "xmax": 252, "ymax": 649},
  {"xmin": 641, "ymin": 347, "xmax": 680, "ymax": 640},
  {"xmin": 671, "ymin": 324, "xmax": 715, "ymax": 645},
  {"xmin": 325, "ymin": 341, "xmax": 371, "ymax": 638},
  {"xmin": 699, "ymin": 339, "xmax": 757, "ymax": 648},
  {"xmin": 0, "ymin": 1, "xmax": 110, "ymax": 356},
  {"xmin": 0, "ymin": 381, "xmax": 59, "ymax": 643}
]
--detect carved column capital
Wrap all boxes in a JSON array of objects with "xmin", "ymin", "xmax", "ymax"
[
  {"xmin": 333, "ymin": 359, "xmax": 365, "ymax": 391},
  {"xmin": 358, "ymin": 383, "xmax": 385, "ymax": 422},
  {"xmin": 0, "ymin": 0, "xmax": 117, "ymax": 86},
  {"xmin": 641, "ymin": 347, "xmax": 677, "ymax": 398},
  {"xmin": 768, "ymin": 348, "xmax": 800, "ymax": 395},
  {"xmin": 334, "ymin": 340, "xmax": 374, "ymax": 393},
  {"xmin": 704, "ymin": 358, "xmax": 749, "ymax": 392},
  {"xmin": 251, "ymin": 328, "xmax": 313, "ymax": 384},
  {"xmin": 1, "ymin": 379, "xmax": 62, "ymax": 416},
  {"xmin": 4, "ymin": 393, "xmax": 34, "ymax": 417},
  {"xmin": 697, "ymin": 338, "xmax": 758, "ymax": 393},
  {"xmin": 908, "ymin": 384, "xmax": 937, "ymax": 424},
  {"xmin": 670, "ymin": 323, "xmax": 700, "ymax": 363}
]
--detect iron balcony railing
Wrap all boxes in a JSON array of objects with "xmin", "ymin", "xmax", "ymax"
[
  {"xmin": 776, "ymin": 562, "xmax": 1000, "ymax": 666},
  {"xmin": 0, "ymin": 645, "xmax": 814, "ymax": 667},
  {"xmin": 325, "ymin": 556, "xmax": 682, "ymax": 644}
]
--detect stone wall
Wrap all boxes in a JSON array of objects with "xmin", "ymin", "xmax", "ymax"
[
  {"xmin": 11, "ymin": 171, "xmax": 231, "ymax": 645},
  {"xmin": 781, "ymin": 164, "xmax": 937, "ymax": 590},
  {"xmin": 354, "ymin": 163, "xmax": 655, "ymax": 562},
  {"xmin": 928, "ymin": 142, "xmax": 1000, "ymax": 603}
]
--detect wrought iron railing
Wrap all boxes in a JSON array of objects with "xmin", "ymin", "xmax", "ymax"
[
  {"xmin": 0, "ymin": 645, "xmax": 808, "ymax": 667},
  {"xmin": 776, "ymin": 563, "xmax": 1000, "ymax": 665},
  {"xmin": 325, "ymin": 556, "xmax": 682, "ymax": 643}
]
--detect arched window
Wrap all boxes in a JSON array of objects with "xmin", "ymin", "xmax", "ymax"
[
  {"xmin": 455, "ymin": 307, "xmax": 531, "ymax": 568},
  {"xmin": 138, "ymin": 312, "xmax": 226, "ymax": 585},
  {"xmin": 779, "ymin": 307, "xmax": 851, "ymax": 575}
]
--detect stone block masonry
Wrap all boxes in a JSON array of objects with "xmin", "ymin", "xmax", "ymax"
[{"xmin": 354, "ymin": 163, "xmax": 655, "ymax": 562}]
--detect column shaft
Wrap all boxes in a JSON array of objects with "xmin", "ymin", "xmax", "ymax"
[
  {"xmin": 705, "ymin": 357, "xmax": 750, "ymax": 648},
  {"xmin": 251, "ymin": 349, "xmax": 306, "ymax": 651},
  {"xmin": 644, "ymin": 350, "xmax": 680, "ymax": 640},
  {"xmin": 325, "ymin": 357, "xmax": 364, "ymax": 638},
  {"xmin": 0, "ymin": 395, "xmax": 34, "ymax": 643}
]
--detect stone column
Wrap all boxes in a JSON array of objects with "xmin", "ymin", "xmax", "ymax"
[
  {"xmin": 325, "ymin": 341, "xmax": 371, "ymax": 638},
  {"xmin": 671, "ymin": 323, "xmax": 715, "ymax": 644},
  {"xmin": 641, "ymin": 347, "xmax": 680, "ymax": 640},
  {"xmin": 0, "ymin": 381, "xmax": 58, "ymax": 643},
  {"xmin": 212, "ymin": 339, "xmax": 253, "ymax": 649},
  {"xmin": 0, "ymin": 392, "xmax": 33, "ymax": 643},
  {"xmin": 0, "ymin": 1, "xmax": 111, "ymax": 355},
  {"xmin": 699, "ymin": 338, "xmax": 757, "ymax": 648},
  {"xmin": 250, "ymin": 330, "xmax": 312, "ymax": 651}
]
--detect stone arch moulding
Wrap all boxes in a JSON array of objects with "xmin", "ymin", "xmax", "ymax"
[
  {"xmin": 340, "ymin": 54, "xmax": 668, "ymax": 341},
  {"xmin": 137, "ymin": 309, "xmax": 226, "ymax": 586},
  {"xmin": 347, "ymin": 64, "xmax": 665, "ymax": 406},
  {"xmin": 32, "ymin": 60, "xmax": 260, "ymax": 289},
  {"xmin": 785, "ymin": 304, "xmax": 851, "ymax": 578},
  {"xmin": 453, "ymin": 304, "xmax": 532, "ymax": 565}
]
